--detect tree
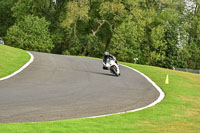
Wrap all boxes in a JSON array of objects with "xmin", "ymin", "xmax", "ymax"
[
  {"xmin": 6, "ymin": 15, "xmax": 54, "ymax": 52},
  {"xmin": 61, "ymin": 0, "xmax": 90, "ymax": 55},
  {"xmin": 61, "ymin": 0, "xmax": 126, "ymax": 56},
  {"xmin": 2, "ymin": 0, "xmax": 197, "ymax": 69},
  {"xmin": 109, "ymin": 20, "xmax": 141, "ymax": 63},
  {"xmin": 12, "ymin": 0, "xmax": 53, "ymax": 20},
  {"xmin": 186, "ymin": 0, "xmax": 200, "ymax": 69},
  {"xmin": 0, "ymin": 0, "xmax": 16, "ymax": 37},
  {"xmin": 98, "ymin": 0, "xmax": 126, "ymax": 50}
]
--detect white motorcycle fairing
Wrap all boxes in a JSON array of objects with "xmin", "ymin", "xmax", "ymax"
[{"xmin": 103, "ymin": 59, "xmax": 120, "ymax": 76}]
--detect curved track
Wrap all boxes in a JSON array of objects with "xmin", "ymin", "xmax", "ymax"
[{"xmin": 0, "ymin": 52, "xmax": 160, "ymax": 123}]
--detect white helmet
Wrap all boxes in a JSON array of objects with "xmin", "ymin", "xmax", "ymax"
[{"xmin": 104, "ymin": 51, "xmax": 109, "ymax": 56}]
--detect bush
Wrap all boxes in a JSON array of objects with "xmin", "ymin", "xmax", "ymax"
[{"xmin": 6, "ymin": 15, "xmax": 54, "ymax": 52}]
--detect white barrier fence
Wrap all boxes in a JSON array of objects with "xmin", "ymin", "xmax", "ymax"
[{"xmin": 174, "ymin": 67, "xmax": 200, "ymax": 74}]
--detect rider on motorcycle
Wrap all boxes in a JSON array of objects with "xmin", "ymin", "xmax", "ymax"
[{"xmin": 103, "ymin": 51, "xmax": 118, "ymax": 70}]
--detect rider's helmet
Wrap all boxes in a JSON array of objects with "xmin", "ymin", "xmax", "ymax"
[{"xmin": 104, "ymin": 51, "xmax": 109, "ymax": 57}]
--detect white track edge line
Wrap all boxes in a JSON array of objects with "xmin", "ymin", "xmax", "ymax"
[
  {"xmin": 0, "ymin": 51, "xmax": 34, "ymax": 81},
  {"xmin": 86, "ymin": 64, "xmax": 165, "ymax": 119}
]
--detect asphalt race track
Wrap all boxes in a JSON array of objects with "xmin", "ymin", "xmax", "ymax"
[{"xmin": 0, "ymin": 52, "xmax": 160, "ymax": 123}]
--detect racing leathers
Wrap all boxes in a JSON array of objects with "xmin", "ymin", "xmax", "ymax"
[{"xmin": 103, "ymin": 53, "xmax": 118, "ymax": 70}]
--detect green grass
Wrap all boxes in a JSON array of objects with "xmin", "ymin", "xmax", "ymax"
[
  {"xmin": 0, "ymin": 54, "xmax": 200, "ymax": 132},
  {"xmin": 0, "ymin": 45, "xmax": 30, "ymax": 78}
]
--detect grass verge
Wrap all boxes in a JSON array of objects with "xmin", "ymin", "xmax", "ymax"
[
  {"xmin": 0, "ymin": 57, "xmax": 199, "ymax": 133},
  {"xmin": 0, "ymin": 45, "xmax": 30, "ymax": 78}
]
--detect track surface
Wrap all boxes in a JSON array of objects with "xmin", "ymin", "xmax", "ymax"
[{"xmin": 0, "ymin": 52, "xmax": 160, "ymax": 123}]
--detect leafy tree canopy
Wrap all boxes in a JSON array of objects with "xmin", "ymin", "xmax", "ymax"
[
  {"xmin": 6, "ymin": 15, "xmax": 54, "ymax": 53},
  {"xmin": 1, "ymin": 0, "xmax": 200, "ymax": 69}
]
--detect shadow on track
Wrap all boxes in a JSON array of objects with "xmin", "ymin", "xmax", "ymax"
[
  {"xmin": 72, "ymin": 68, "xmax": 116, "ymax": 77},
  {"xmin": 87, "ymin": 71, "xmax": 116, "ymax": 77}
]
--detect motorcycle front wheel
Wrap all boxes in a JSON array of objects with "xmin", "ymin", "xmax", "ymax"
[{"xmin": 111, "ymin": 65, "xmax": 119, "ymax": 77}]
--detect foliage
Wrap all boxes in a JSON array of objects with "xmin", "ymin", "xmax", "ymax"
[
  {"xmin": 185, "ymin": 1, "xmax": 200, "ymax": 69},
  {"xmin": 11, "ymin": 0, "xmax": 52, "ymax": 20},
  {"xmin": 110, "ymin": 20, "xmax": 141, "ymax": 63},
  {"xmin": 1, "ymin": 0, "xmax": 200, "ymax": 69},
  {"xmin": 6, "ymin": 15, "xmax": 54, "ymax": 52},
  {"xmin": 0, "ymin": 0, "xmax": 16, "ymax": 37}
]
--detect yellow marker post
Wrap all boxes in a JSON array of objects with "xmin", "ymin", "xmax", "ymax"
[{"xmin": 165, "ymin": 74, "xmax": 169, "ymax": 84}]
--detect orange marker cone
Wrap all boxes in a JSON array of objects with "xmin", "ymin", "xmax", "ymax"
[{"xmin": 165, "ymin": 74, "xmax": 169, "ymax": 84}]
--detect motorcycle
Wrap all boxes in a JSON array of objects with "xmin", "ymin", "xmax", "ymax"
[{"xmin": 103, "ymin": 58, "xmax": 120, "ymax": 77}]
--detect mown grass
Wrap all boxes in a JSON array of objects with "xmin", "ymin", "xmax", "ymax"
[
  {"xmin": 0, "ymin": 45, "xmax": 30, "ymax": 78},
  {"xmin": 0, "ymin": 54, "xmax": 200, "ymax": 132}
]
